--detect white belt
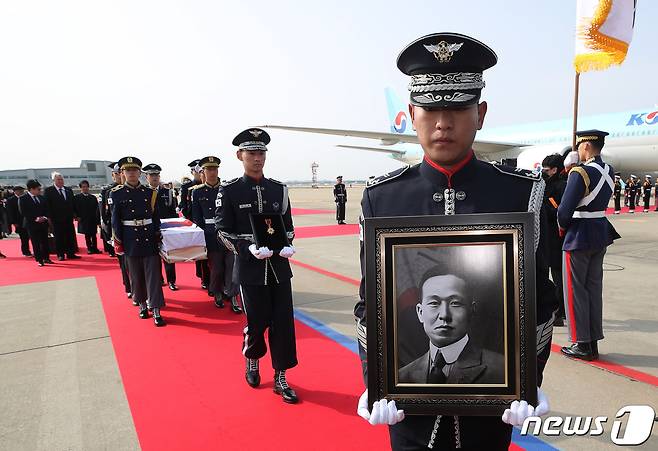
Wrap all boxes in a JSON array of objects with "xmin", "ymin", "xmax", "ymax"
[
  {"xmin": 204, "ymin": 218, "xmax": 215, "ymax": 224},
  {"xmin": 573, "ymin": 211, "xmax": 605, "ymax": 218},
  {"xmin": 122, "ymin": 219, "xmax": 153, "ymax": 226}
]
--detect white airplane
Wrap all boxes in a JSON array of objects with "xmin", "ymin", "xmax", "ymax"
[{"xmin": 262, "ymin": 88, "xmax": 658, "ymax": 178}]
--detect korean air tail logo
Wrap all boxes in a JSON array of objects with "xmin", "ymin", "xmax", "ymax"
[
  {"xmin": 392, "ymin": 111, "xmax": 408, "ymax": 133},
  {"xmin": 627, "ymin": 111, "xmax": 658, "ymax": 126}
]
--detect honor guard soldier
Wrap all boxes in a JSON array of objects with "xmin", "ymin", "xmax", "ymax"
[
  {"xmin": 354, "ymin": 33, "xmax": 556, "ymax": 449},
  {"xmin": 558, "ymin": 130, "xmax": 620, "ymax": 361},
  {"xmin": 181, "ymin": 160, "xmax": 210, "ymax": 290},
  {"xmin": 105, "ymin": 163, "xmax": 133, "ymax": 298},
  {"xmin": 626, "ymin": 174, "xmax": 638, "ymax": 212},
  {"xmin": 101, "ymin": 163, "xmax": 121, "ymax": 257},
  {"xmin": 110, "ymin": 157, "xmax": 166, "ymax": 327},
  {"xmin": 144, "ymin": 163, "xmax": 179, "ymax": 291},
  {"xmin": 612, "ymin": 172, "xmax": 622, "ymax": 214},
  {"xmin": 191, "ymin": 156, "xmax": 242, "ymax": 313},
  {"xmin": 216, "ymin": 128, "xmax": 299, "ymax": 404},
  {"xmin": 642, "ymin": 175, "xmax": 652, "ymax": 212},
  {"xmin": 333, "ymin": 176, "xmax": 347, "ymax": 224}
]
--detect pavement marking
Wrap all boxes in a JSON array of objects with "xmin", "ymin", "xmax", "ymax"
[{"xmin": 0, "ymin": 335, "xmax": 110, "ymax": 357}]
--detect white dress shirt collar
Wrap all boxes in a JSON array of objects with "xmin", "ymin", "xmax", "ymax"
[{"xmin": 430, "ymin": 334, "xmax": 469, "ymax": 365}]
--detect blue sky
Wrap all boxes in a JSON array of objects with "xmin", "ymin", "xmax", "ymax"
[{"xmin": 0, "ymin": 1, "xmax": 655, "ymax": 182}]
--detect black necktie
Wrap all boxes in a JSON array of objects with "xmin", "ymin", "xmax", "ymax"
[
  {"xmin": 428, "ymin": 352, "xmax": 447, "ymax": 384},
  {"xmin": 34, "ymin": 196, "xmax": 39, "ymax": 204}
]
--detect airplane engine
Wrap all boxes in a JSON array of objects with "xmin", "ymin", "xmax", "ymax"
[{"xmin": 515, "ymin": 145, "xmax": 572, "ymax": 171}]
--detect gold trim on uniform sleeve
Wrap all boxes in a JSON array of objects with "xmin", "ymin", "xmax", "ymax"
[{"xmin": 570, "ymin": 166, "xmax": 590, "ymax": 197}]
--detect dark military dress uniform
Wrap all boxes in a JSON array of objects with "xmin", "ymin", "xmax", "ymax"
[
  {"xmin": 100, "ymin": 163, "xmax": 119, "ymax": 256},
  {"xmin": 355, "ymin": 33, "xmax": 557, "ymax": 450},
  {"xmin": 626, "ymin": 177, "xmax": 638, "ymax": 212},
  {"xmin": 110, "ymin": 157, "xmax": 165, "ymax": 327},
  {"xmin": 191, "ymin": 156, "xmax": 242, "ymax": 312},
  {"xmin": 333, "ymin": 177, "xmax": 347, "ymax": 224},
  {"xmin": 558, "ymin": 132, "xmax": 620, "ymax": 360},
  {"xmin": 216, "ymin": 128, "xmax": 298, "ymax": 403},
  {"xmin": 144, "ymin": 164, "xmax": 179, "ymax": 289},
  {"xmin": 105, "ymin": 165, "xmax": 132, "ymax": 296},
  {"xmin": 612, "ymin": 173, "xmax": 622, "ymax": 214},
  {"xmin": 642, "ymin": 177, "xmax": 652, "ymax": 212},
  {"xmin": 181, "ymin": 159, "xmax": 210, "ymax": 290}
]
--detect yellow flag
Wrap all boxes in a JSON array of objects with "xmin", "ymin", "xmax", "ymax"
[{"xmin": 574, "ymin": 0, "xmax": 637, "ymax": 72}]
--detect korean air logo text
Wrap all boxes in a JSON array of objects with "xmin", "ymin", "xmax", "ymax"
[
  {"xmin": 392, "ymin": 111, "xmax": 407, "ymax": 133},
  {"xmin": 627, "ymin": 111, "xmax": 658, "ymax": 126}
]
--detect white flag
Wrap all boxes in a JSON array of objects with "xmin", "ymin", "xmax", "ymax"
[{"xmin": 574, "ymin": 0, "xmax": 637, "ymax": 72}]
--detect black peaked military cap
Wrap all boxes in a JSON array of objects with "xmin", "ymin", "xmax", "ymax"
[
  {"xmin": 232, "ymin": 128, "xmax": 271, "ymax": 151},
  {"xmin": 397, "ymin": 32, "xmax": 497, "ymax": 108},
  {"xmin": 108, "ymin": 162, "xmax": 121, "ymax": 173},
  {"xmin": 187, "ymin": 159, "xmax": 201, "ymax": 168},
  {"xmin": 575, "ymin": 130, "xmax": 609, "ymax": 148},
  {"xmin": 117, "ymin": 156, "xmax": 142, "ymax": 170},
  {"xmin": 142, "ymin": 164, "xmax": 162, "ymax": 174},
  {"xmin": 199, "ymin": 156, "xmax": 221, "ymax": 168}
]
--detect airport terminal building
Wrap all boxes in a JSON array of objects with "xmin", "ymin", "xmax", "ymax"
[{"xmin": 0, "ymin": 160, "xmax": 113, "ymax": 188}]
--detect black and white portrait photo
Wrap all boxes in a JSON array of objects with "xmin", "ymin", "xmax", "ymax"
[{"xmin": 394, "ymin": 243, "xmax": 507, "ymax": 386}]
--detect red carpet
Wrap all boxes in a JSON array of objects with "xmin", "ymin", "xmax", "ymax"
[
  {"xmin": 0, "ymin": 237, "xmax": 388, "ymax": 451},
  {"xmin": 290, "ymin": 208, "xmax": 334, "ymax": 215},
  {"xmin": 606, "ymin": 206, "xmax": 657, "ymax": 214},
  {"xmin": 295, "ymin": 224, "xmax": 359, "ymax": 239}
]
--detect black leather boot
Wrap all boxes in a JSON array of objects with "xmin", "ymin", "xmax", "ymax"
[
  {"xmin": 273, "ymin": 370, "xmax": 298, "ymax": 404},
  {"xmin": 245, "ymin": 358, "xmax": 260, "ymax": 388}
]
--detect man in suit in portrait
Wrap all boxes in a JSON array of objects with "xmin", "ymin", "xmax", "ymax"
[{"xmin": 399, "ymin": 267, "xmax": 504, "ymax": 385}]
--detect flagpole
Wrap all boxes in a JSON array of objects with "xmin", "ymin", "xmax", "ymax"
[{"xmin": 571, "ymin": 71, "xmax": 580, "ymax": 152}]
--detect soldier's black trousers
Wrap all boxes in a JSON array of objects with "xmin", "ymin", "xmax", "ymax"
[
  {"xmin": 195, "ymin": 260, "xmax": 209, "ymax": 286},
  {"xmin": 643, "ymin": 194, "xmax": 651, "ymax": 210},
  {"xmin": 117, "ymin": 254, "xmax": 132, "ymax": 294},
  {"xmin": 613, "ymin": 195, "xmax": 621, "ymax": 212},
  {"xmin": 389, "ymin": 415, "xmax": 512, "ymax": 450},
  {"xmin": 336, "ymin": 202, "xmax": 346, "ymax": 221},
  {"xmin": 101, "ymin": 228, "xmax": 114, "ymax": 254},
  {"xmin": 52, "ymin": 218, "xmax": 77, "ymax": 257},
  {"xmin": 160, "ymin": 259, "xmax": 176, "ymax": 284},
  {"xmin": 208, "ymin": 249, "xmax": 238, "ymax": 298},
  {"xmin": 126, "ymin": 254, "xmax": 165, "ymax": 309},
  {"xmin": 84, "ymin": 234, "xmax": 98, "ymax": 252},
  {"xmin": 241, "ymin": 280, "xmax": 297, "ymax": 370}
]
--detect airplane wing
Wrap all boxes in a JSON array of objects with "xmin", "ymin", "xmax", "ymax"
[
  {"xmin": 260, "ymin": 124, "xmax": 522, "ymax": 153},
  {"xmin": 336, "ymin": 144, "xmax": 406, "ymax": 155},
  {"xmin": 259, "ymin": 125, "xmax": 418, "ymax": 145}
]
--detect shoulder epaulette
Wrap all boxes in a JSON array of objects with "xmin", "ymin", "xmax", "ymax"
[
  {"xmin": 221, "ymin": 178, "xmax": 239, "ymax": 187},
  {"xmin": 110, "ymin": 184, "xmax": 124, "ymax": 192},
  {"xmin": 366, "ymin": 165, "xmax": 411, "ymax": 188},
  {"xmin": 268, "ymin": 178, "xmax": 286, "ymax": 186},
  {"xmin": 491, "ymin": 163, "xmax": 541, "ymax": 181},
  {"xmin": 190, "ymin": 183, "xmax": 205, "ymax": 191}
]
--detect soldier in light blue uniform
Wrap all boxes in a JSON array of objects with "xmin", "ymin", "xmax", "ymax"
[
  {"xmin": 110, "ymin": 156, "xmax": 166, "ymax": 327},
  {"xmin": 558, "ymin": 130, "xmax": 620, "ymax": 360}
]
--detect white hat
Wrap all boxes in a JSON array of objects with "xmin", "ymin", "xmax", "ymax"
[
  {"xmin": 631, "ymin": 174, "xmax": 637, "ymax": 179},
  {"xmin": 646, "ymin": 175, "xmax": 652, "ymax": 178},
  {"xmin": 563, "ymin": 151, "xmax": 579, "ymax": 167}
]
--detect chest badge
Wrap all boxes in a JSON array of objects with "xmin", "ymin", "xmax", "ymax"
[{"xmin": 273, "ymin": 202, "xmax": 280, "ymax": 211}]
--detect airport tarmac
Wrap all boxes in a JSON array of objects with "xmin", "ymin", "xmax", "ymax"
[{"xmin": 0, "ymin": 185, "xmax": 656, "ymax": 450}]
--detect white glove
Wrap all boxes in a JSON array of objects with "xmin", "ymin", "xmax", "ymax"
[
  {"xmin": 279, "ymin": 245, "xmax": 296, "ymax": 258},
  {"xmin": 357, "ymin": 389, "xmax": 405, "ymax": 426},
  {"xmin": 248, "ymin": 244, "xmax": 273, "ymax": 260},
  {"xmin": 501, "ymin": 387, "xmax": 549, "ymax": 427}
]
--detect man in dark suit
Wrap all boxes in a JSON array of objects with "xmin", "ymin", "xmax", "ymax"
[
  {"xmin": 399, "ymin": 269, "xmax": 504, "ymax": 385},
  {"xmin": 73, "ymin": 180, "xmax": 101, "ymax": 254},
  {"xmin": 18, "ymin": 180, "xmax": 53, "ymax": 266},
  {"xmin": 44, "ymin": 172, "xmax": 80, "ymax": 260},
  {"xmin": 6, "ymin": 186, "xmax": 32, "ymax": 257}
]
